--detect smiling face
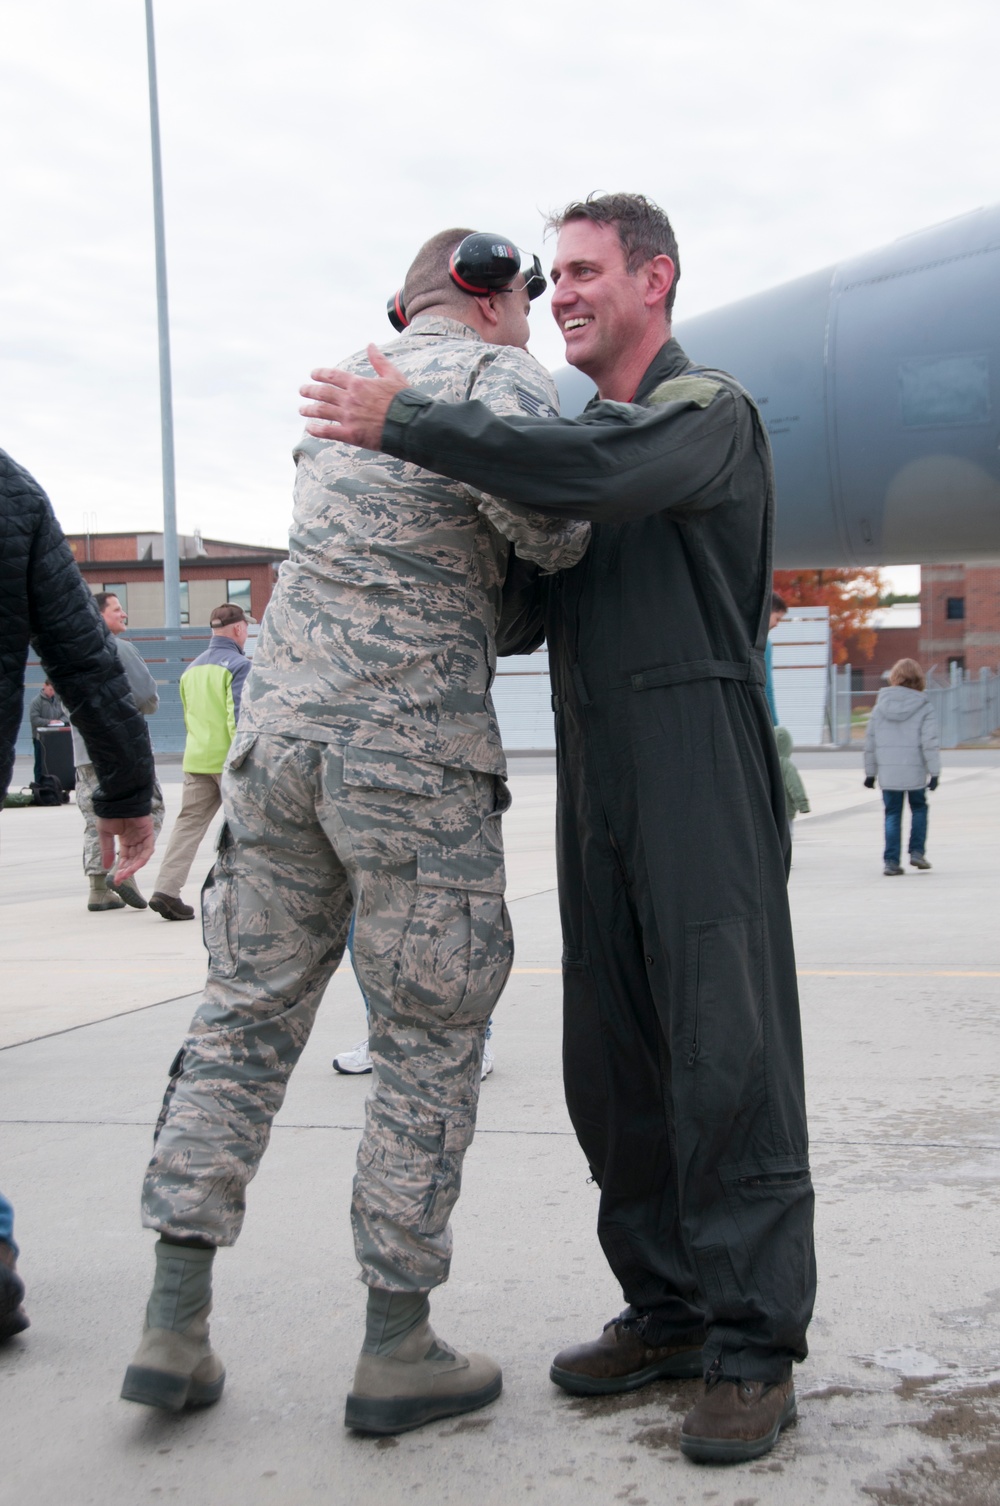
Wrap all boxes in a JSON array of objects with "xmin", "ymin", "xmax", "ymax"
[
  {"xmin": 550, "ymin": 219, "xmax": 675, "ymax": 399},
  {"xmin": 101, "ymin": 594, "xmax": 127, "ymax": 635}
]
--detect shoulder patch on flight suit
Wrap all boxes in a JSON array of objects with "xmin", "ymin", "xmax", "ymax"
[{"xmin": 646, "ymin": 376, "xmax": 722, "ymax": 409}]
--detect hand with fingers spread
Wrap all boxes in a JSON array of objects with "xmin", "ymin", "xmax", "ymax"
[
  {"xmin": 98, "ymin": 814, "xmax": 155, "ymax": 881},
  {"xmin": 300, "ymin": 346, "xmax": 410, "ymax": 451}
]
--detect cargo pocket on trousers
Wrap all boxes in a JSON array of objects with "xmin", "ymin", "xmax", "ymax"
[
  {"xmin": 358, "ymin": 1114, "xmax": 475, "ymax": 1238},
  {"xmin": 393, "ymin": 848, "xmax": 512, "ymax": 1027},
  {"xmin": 201, "ymin": 734, "xmax": 258, "ymax": 978},
  {"xmin": 201, "ymin": 822, "xmax": 239, "ymax": 978}
]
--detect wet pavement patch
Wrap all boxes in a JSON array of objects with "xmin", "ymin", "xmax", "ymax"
[
  {"xmin": 565, "ymin": 1379, "xmax": 701, "ymax": 1420},
  {"xmin": 864, "ymin": 1380, "xmax": 1000, "ymax": 1505}
]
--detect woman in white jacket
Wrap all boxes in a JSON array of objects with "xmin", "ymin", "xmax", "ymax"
[{"xmin": 864, "ymin": 658, "xmax": 941, "ymax": 875}]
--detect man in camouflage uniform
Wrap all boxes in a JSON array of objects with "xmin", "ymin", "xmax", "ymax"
[{"xmin": 121, "ymin": 228, "xmax": 589, "ymax": 1433}]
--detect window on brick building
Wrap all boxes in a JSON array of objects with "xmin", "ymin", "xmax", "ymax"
[
  {"xmin": 180, "ymin": 581, "xmax": 190, "ymax": 625},
  {"xmin": 945, "ymin": 596, "xmax": 965, "ymax": 620},
  {"xmin": 227, "ymin": 579, "xmax": 252, "ymax": 615}
]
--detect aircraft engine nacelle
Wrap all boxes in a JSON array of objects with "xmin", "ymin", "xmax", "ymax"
[{"xmin": 554, "ymin": 205, "xmax": 1000, "ymax": 567}]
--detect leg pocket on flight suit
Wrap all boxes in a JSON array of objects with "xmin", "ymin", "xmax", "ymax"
[
  {"xmin": 393, "ymin": 848, "xmax": 513, "ymax": 1027},
  {"xmin": 683, "ymin": 914, "xmax": 765, "ymax": 1127},
  {"xmin": 716, "ymin": 1159, "xmax": 815, "ymax": 1349},
  {"xmin": 200, "ymin": 733, "xmax": 258, "ymax": 979}
]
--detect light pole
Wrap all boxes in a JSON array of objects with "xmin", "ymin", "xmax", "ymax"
[{"xmin": 144, "ymin": 0, "xmax": 181, "ymax": 632}]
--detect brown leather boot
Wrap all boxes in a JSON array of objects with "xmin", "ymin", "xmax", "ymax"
[
  {"xmin": 550, "ymin": 1313, "xmax": 705, "ymax": 1396},
  {"xmin": 680, "ymin": 1375, "xmax": 796, "ymax": 1462}
]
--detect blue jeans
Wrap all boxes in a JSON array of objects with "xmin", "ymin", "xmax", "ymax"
[
  {"xmin": 0, "ymin": 1190, "xmax": 16, "ymax": 1255},
  {"xmin": 883, "ymin": 789, "xmax": 928, "ymax": 864}
]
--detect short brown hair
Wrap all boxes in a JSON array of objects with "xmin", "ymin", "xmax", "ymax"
[
  {"xmin": 888, "ymin": 658, "xmax": 926, "ymax": 692},
  {"xmin": 402, "ymin": 228, "xmax": 476, "ymax": 320},
  {"xmin": 546, "ymin": 193, "xmax": 681, "ymax": 316},
  {"xmin": 210, "ymin": 603, "xmax": 247, "ymax": 629},
  {"xmin": 771, "ymin": 592, "xmax": 788, "ymax": 615}
]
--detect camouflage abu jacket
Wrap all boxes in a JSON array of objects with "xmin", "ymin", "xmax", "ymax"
[{"xmin": 240, "ymin": 316, "xmax": 589, "ymax": 774}]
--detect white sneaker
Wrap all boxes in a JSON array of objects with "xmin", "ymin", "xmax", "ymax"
[
  {"xmin": 481, "ymin": 1041, "xmax": 494, "ymax": 1081},
  {"xmin": 333, "ymin": 1039, "xmax": 373, "ymax": 1075}
]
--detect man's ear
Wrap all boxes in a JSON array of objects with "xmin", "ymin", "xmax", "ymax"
[
  {"xmin": 480, "ymin": 294, "xmax": 501, "ymax": 330},
  {"xmin": 643, "ymin": 254, "xmax": 675, "ymax": 314}
]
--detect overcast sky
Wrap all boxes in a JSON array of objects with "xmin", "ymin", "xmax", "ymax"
[{"xmin": 2, "ymin": 0, "xmax": 997, "ymax": 597}]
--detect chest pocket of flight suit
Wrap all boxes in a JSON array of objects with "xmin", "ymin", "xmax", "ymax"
[{"xmin": 393, "ymin": 845, "xmax": 513, "ymax": 1028}]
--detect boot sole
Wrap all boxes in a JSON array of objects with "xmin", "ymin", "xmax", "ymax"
[
  {"xmin": 88, "ymin": 899, "xmax": 126, "ymax": 911},
  {"xmin": 680, "ymin": 1393, "xmax": 797, "ymax": 1463},
  {"xmin": 345, "ymin": 1371, "xmax": 502, "ymax": 1434},
  {"xmin": 550, "ymin": 1348, "xmax": 704, "ymax": 1396},
  {"xmin": 108, "ymin": 886, "xmax": 147, "ymax": 909},
  {"xmin": 120, "ymin": 1363, "xmax": 226, "ymax": 1412}
]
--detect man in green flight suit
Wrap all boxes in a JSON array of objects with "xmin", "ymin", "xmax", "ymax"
[{"xmin": 299, "ymin": 193, "xmax": 816, "ymax": 1466}]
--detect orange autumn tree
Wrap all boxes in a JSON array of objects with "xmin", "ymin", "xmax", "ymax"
[{"xmin": 772, "ymin": 568, "xmax": 884, "ymax": 665}]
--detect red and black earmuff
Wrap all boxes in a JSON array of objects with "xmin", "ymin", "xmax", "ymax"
[{"xmin": 387, "ymin": 232, "xmax": 547, "ymax": 332}]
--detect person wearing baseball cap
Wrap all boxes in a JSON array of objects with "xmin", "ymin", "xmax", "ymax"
[{"xmin": 148, "ymin": 604, "xmax": 250, "ymax": 921}]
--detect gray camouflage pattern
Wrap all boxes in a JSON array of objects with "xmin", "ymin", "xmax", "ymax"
[
  {"xmin": 240, "ymin": 316, "xmax": 589, "ymax": 776},
  {"xmin": 142, "ymin": 731, "xmax": 512, "ymax": 1290},
  {"xmin": 75, "ymin": 760, "xmax": 165, "ymax": 876}
]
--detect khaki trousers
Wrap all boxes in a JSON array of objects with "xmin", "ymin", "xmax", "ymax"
[{"xmin": 155, "ymin": 771, "xmax": 223, "ymax": 897}]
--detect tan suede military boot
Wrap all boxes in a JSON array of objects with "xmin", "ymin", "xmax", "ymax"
[
  {"xmin": 88, "ymin": 874, "xmax": 125, "ymax": 911},
  {"xmin": 121, "ymin": 1240, "xmax": 224, "ymax": 1411},
  {"xmin": 106, "ymin": 872, "xmax": 148, "ymax": 909},
  {"xmin": 680, "ymin": 1374, "xmax": 796, "ymax": 1462},
  {"xmin": 121, "ymin": 1304, "xmax": 226, "ymax": 1412},
  {"xmin": 345, "ymin": 1319, "xmax": 502, "ymax": 1434}
]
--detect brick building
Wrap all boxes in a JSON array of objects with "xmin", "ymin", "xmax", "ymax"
[
  {"xmin": 64, "ymin": 531, "xmax": 288, "ymax": 628},
  {"xmin": 919, "ymin": 563, "xmax": 1000, "ymax": 676},
  {"xmin": 858, "ymin": 604, "xmax": 920, "ymax": 690}
]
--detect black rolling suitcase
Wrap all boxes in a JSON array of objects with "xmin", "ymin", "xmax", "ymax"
[{"xmin": 36, "ymin": 725, "xmax": 76, "ymax": 792}]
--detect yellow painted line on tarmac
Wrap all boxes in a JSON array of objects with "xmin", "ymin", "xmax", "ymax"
[
  {"xmin": 798, "ymin": 969, "xmax": 1000, "ymax": 978},
  {"xmin": 512, "ymin": 967, "xmax": 1000, "ymax": 978}
]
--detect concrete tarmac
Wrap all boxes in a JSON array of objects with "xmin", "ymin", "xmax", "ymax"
[{"xmin": 2, "ymin": 751, "xmax": 1000, "ymax": 1506}]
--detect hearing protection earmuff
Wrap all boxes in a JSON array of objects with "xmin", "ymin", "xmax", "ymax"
[{"xmin": 387, "ymin": 232, "xmax": 547, "ymax": 332}]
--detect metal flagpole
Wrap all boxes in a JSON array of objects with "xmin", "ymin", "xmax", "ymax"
[{"xmin": 144, "ymin": 0, "xmax": 181, "ymax": 631}]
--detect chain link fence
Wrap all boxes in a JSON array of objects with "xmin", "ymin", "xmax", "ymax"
[{"xmin": 828, "ymin": 663, "xmax": 1000, "ymax": 747}]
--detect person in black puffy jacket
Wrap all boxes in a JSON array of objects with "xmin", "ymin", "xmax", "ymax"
[{"xmin": 0, "ymin": 446, "xmax": 157, "ymax": 1341}]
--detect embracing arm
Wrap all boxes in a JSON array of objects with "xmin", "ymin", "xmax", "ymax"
[
  {"xmin": 300, "ymin": 347, "xmax": 744, "ymax": 525},
  {"xmin": 381, "ymin": 386, "xmax": 742, "ymax": 522}
]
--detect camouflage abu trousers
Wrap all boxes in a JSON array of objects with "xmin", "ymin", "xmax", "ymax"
[
  {"xmin": 141, "ymin": 731, "xmax": 513, "ymax": 1292},
  {"xmin": 75, "ymin": 761, "xmax": 165, "ymax": 876}
]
